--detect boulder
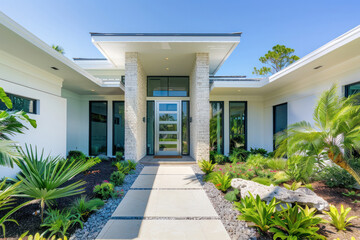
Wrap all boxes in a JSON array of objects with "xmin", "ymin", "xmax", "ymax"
[{"xmin": 231, "ymin": 178, "xmax": 329, "ymax": 211}]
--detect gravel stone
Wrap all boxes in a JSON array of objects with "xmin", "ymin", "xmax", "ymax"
[{"xmin": 70, "ymin": 164, "xmax": 144, "ymax": 240}]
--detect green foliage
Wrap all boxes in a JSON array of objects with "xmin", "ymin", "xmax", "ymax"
[
  {"xmin": 283, "ymin": 182, "xmax": 313, "ymax": 191},
  {"xmin": 269, "ymin": 204, "xmax": 325, "ymax": 240},
  {"xmin": 266, "ymin": 158, "xmax": 287, "ymax": 171},
  {"xmin": 199, "ymin": 160, "xmax": 216, "ymax": 174},
  {"xmin": 246, "ymin": 154, "xmax": 269, "ymax": 169},
  {"xmin": 127, "ymin": 160, "xmax": 137, "ymax": 170},
  {"xmin": 214, "ymin": 154, "xmax": 226, "ymax": 164},
  {"xmin": 229, "ymin": 148, "xmax": 250, "ymax": 163},
  {"xmin": 67, "ymin": 151, "xmax": 86, "ymax": 161},
  {"xmin": 235, "ymin": 193, "xmax": 278, "ymax": 232},
  {"xmin": 253, "ymin": 44, "xmax": 300, "ymax": 76},
  {"xmin": 71, "ymin": 196, "xmax": 104, "ymax": 220},
  {"xmin": 15, "ymin": 145, "xmax": 100, "ymax": 221},
  {"xmin": 251, "ymin": 177, "xmax": 274, "ymax": 186},
  {"xmin": 272, "ymin": 171, "xmax": 291, "ymax": 185},
  {"xmin": 210, "ymin": 172, "xmax": 232, "ymax": 192},
  {"xmin": 18, "ymin": 232, "xmax": 68, "ymax": 240},
  {"xmin": 110, "ymin": 171, "xmax": 125, "ymax": 186},
  {"xmin": 224, "ymin": 189, "xmax": 239, "ymax": 202},
  {"xmin": 209, "ymin": 150, "xmax": 216, "ymax": 162},
  {"xmin": 41, "ymin": 208, "xmax": 82, "ymax": 238},
  {"xmin": 286, "ymin": 155, "xmax": 317, "ymax": 183},
  {"xmin": 116, "ymin": 151, "xmax": 123, "ymax": 161},
  {"xmin": 0, "ymin": 88, "xmax": 37, "ymax": 167},
  {"xmin": 93, "ymin": 181, "xmax": 115, "ymax": 199},
  {"xmin": 233, "ymin": 195, "xmax": 255, "ymax": 212},
  {"xmin": 52, "ymin": 45, "xmax": 65, "ymax": 54},
  {"xmin": 318, "ymin": 165, "xmax": 356, "ymax": 188},
  {"xmin": 97, "ymin": 154, "xmax": 109, "ymax": 161},
  {"xmin": 115, "ymin": 162, "xmax": 130, "ymax": 175},
  {"xmin": 250, "ymin": 147, "xmax": 268, "ymax": 156},
  {"xmin": 342, "ymin": 191, "xmax": 360, "ymax": 197},
  {"xmin": 324, "ymin": 204, "xmax": 358, "ymax": 231}
]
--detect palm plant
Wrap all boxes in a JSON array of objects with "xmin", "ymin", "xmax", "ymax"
[
  {"xmin": 276, "ymin": 85, "xmax": 360, "ymax": 185},
  {"xmin": 15, "ymin": 145, "xmax": 100, "ymax": 221},
  {"xmin": 52, "ymin": 45, "xmax": 65, "ymax": 54},
  {"xmin": 0, "ymin": 87, "xmax": 36, "ymax": 167}
]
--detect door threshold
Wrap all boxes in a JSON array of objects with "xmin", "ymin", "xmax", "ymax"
[{"xmin": 154, "ymin": 155, "xmax": 182, "ymax": 159}]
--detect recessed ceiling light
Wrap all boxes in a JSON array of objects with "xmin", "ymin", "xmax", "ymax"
[
  {"xmin": 165, "ymin": 67, "xmax": 169, "ymax": 70},
  {"xmin": 314, "ymin": 65, "xmax": 323, "ymax": 70},
  {"xmin": 165, "ymin": 57, "xmax": 169, "ymax": 60},
  {"xmin": 51, "ymin": 66, "xmax": 59, "ymax": 70}
]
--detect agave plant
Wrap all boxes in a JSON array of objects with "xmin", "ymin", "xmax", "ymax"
[
  {"xmin": 0, "ymin": 87, "xmax": 36, "ymax": 167},
  {"xmin": 15, "ymin": 145, "xmax": 100, "ymax": 221},
  {"xmin": 276, "ymin": 85, "xmax": 360, "ymax": 185}
]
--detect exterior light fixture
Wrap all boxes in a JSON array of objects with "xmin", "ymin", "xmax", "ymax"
[
  {"xmin": 143, "ymin": 117, "xmax": 146, "ymax": 122},
  {"xmin": 314, "ymin": 66, "xmax": 323, "ymax": 70},
  {"xmin": 51, "ymin": 66, "xmax": 59, "ymax": 70}
]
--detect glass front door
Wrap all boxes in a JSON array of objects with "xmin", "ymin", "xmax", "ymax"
[{"xmin": 155, "ymin": 101, "xmax": 181, "ymax": 155}]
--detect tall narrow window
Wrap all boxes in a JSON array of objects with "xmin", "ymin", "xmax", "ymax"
[
  {"xmin": 147, "ymin": 101, "xmax": 155, "ymax": 155},
  {"xmin": 229, "ymin": 102, "xmax": 247, "ymax": 152},
  {"xmin": 273, "ymin": 103, "xmax": 288, "ymax": 149},
  {"xmin": 182, "ymin": 101, "xmax": 190, "ymax": 155},
  {"xmin": 113, "ymin": 101, "xmax": 125, "ymax": 155},
  {"xmin": 89, "ymin": 101, "xmax": 107, "ymax": 156},
  {"xmin": 210, "ymin": 102, "xmax": 224, "ymax": 154}
]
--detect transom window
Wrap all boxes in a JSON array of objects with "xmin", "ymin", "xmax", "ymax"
[
  {"xmin": 0, "ymin": 93, "xmax": 38, "ymax": 114},
  {"xmin": 147, "ymin": 76, "xmax": 189, "ymax": 97}
]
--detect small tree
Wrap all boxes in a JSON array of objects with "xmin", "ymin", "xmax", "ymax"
[
  {"xmin": 276, "ymin": 85, "xmax": 360, "ymax": 185},
  {"xmin": 253, "ymin": 44, "xmax": 299, "ymax": 76},
  {"xmin": 52, "ymin": 45, "xmax": 65, "ymax": 54}
]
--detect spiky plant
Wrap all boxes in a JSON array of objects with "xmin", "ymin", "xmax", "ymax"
[{"xmin": 276, "ymin": 85, "xmax": 360, "ymax": 185}]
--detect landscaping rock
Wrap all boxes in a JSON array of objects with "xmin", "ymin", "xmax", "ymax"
[{"xmin": 231, "ymin": 178, "xmax": 329, "ymax": 211}]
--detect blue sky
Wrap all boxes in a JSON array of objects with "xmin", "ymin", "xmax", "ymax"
[{"xmin": 1, "ymin": 0, "xmax": 359, "ymax": 77}]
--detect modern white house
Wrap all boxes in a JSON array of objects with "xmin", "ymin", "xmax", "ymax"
[{"xmin": 1, "ymin": 11, "xmax": 360, "ymax": 176}]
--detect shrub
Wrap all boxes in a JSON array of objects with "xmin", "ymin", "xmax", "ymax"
[
  {"xmin": 211, "ymin": 172, "xmax": 232, "ymax": 192},
  {"xmin": 252, "ymin": 177, "xmax": 274, "ymax": 186},
  {"xmin": 269, "ymin": 204, "xmax": 325, "ymax": 240},
  {"xmin": 18, "ymin": 232, "xmax": 68, "ymax": 240},
  {"xmin": 286, "ymin": 155, "xmax": 317, "ymax": 183},
  {"xmin": 266, "ymin": 158, "xmax": 287, "ymax": 170},
  {"xmin": 319, "ymin": 165, "xmax": 356, "ymax": 188},
  {"xmin": 115, "ymin": 151, "xmax": 123, "ymax": 162},
  {"xmin": 67, "ymin": 150, "xmax": 86, "ymax": 161},
  {"xmin": 250, "ymin": 147, "xmax": 268, "ymax": 156},
  {"xmin": 93, "ymin": 181, "xmax": 115, "ymax": 199},
  {"xmin": 273, "ymin": 171, "xmax": 291, "ymax": 185},
  {"xmin": 230, "ymin": 148, "xmax": 250, "ymax": 162},
  {"xmin": 199, "ymin": 160, "xmax": 216, "ymax": 174},
  {"xmin": 324, "ymin": 204, "xmax": 358, "ymax": 231},
  {"xmin": 71, "ymin": 196, "xmax": 104, "ymax": 220},
  {"xmin": 41, "ymin": 208, "xmax": 82, "ymax": 238},
  {"xmin": 210, "ymin": 150, "xmax": 216, "ymax": 163},
  {"xmin": 246, "ymin": 154, "xmax": 268, "ymax": 169},
  {"xmin": 115, "ymin": 162, "xmax": 130, "ymax": 174},
  {"xmin": 214, "ymin": 154, "xmax": 226, "ymax": 164},
  {"xmin": 127, "ymin": 160, "xmax": 137, "ymax": 170},
  {"xmin": 97, "ymin": 154, "xmax": 109, "ymax": 161},
  {"xmin": 110, "ymin": 171, "xmax": 125, "ymax": 186},
  {"xmin": 235, "ymin": 193, "xmax": 278, "ymax": 232},
  {"xmin": 224, "ymin": 189, "xmax": 239, "ymax": 202},
  {"xmin": 233, "ymin": 194, "xmax": 255, "ymax": 212}
]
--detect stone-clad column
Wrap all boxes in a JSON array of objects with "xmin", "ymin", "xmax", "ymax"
[
  {"xmin": 124, "ymin": 52, "xmax": 146, "ymax": 161},
  {"xmin": 190, "ymin": 53, "xmax": 210, "ymax": 161}
]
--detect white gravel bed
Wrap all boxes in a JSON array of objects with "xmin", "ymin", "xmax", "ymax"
[{"xmin": 71, "ymin": 164, "xmax": 144, "ymax": 240}]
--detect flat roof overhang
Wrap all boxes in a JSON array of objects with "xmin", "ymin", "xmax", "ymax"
[
  {"xmin": 0, "ymin": 12, "xmax": 123, "ymax": 95},
  {"xmin": 91, "ymin": 33, "xmax": 241, "ymax": 75}
]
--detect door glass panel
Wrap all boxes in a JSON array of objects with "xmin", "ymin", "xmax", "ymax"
[
  {"xmin": 147, "ymin": 101, "xmax": 155, "ymax": 155},
  {"xmin": 113, "ymin": 101, "xmax": 124, "ymax": 155},
  {"xmin": 210, "ymin": 102, "xmax": 224, "ymax": 154},
  {"xmin": 159, "ymin": 104, "xmax": 177, "ymax": 111},
  {"xmin": 159, "ymin": 124, "xmax": 177, "ymax": 131},
  {"xmin": 159, "ymin": 144, "xmax": 177, "ymax": 151},
  {"xmin": 159, "ymin": 134, "xmax": 177, "ymax": 142},
  {"xmin": 182, "ymin": 101, "xmax": 189, "ymax": 155},
  {"xmin": 90, "ymin": 101, "xmax": 107, "ymax": 156},
  {"xmin": 159, "ymin": 113, "xmax": 177, "ymax": 121},
  {"xmin": 229, "ymin": 102, "xmax": 247, "ymax": 153}
]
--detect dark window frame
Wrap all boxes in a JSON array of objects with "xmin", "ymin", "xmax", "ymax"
[
  {"xmin": 210, "ymin": 101, "xmax": 224, "ymax": 154},
  {"xmin": 89, "ymin": 101, "xmax": 108, "ymax": 156},
  {"xmin": 273, "ymin": 102, "xmax": 288, "ymax": 150},
  {"xmin": 0, "ymin": 93, "xmax": 38, "ymax": 114},
  {"xmin": 112, "ymin": 101, "xmax": 125, "ymax": 156},
  {"xmin": 146, "ymin": 101, "xmax": 155, "ymax": 155},
  {"xmin": 229, "ymin": 101, "xmax": 248, "ymax": 151},
  {"xmin": 147, "ymin": 76, "xmax": 190, "ymax": 97},
  {"xmin": 181, "ymin": 100, "xmax": 190, "ymax": 155},
  {"xmin": 345, "ymin": 81, "xmax": 360, "ymax": 97}
]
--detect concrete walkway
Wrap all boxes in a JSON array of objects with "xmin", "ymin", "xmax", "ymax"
[{"xmin": 96, "ymin": 165, "xmax": 230, "ymax": 240}]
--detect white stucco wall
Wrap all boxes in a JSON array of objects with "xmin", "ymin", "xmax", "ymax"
[{"xmin": 0, "ymin": 50, "xmax": 66, "ymax": 177}]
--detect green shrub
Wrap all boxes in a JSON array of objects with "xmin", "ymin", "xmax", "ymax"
[
  {"xmin": 127, "ymin": 160, "xmax": 137, "ymax": 170},
  {"xmin": 319, "ymin": 165, "xmax": 356, "ymax": 188},
  {"xmin": 93, "ymin": 181, "xmax": 115, "ymax": 199},
  {"xmin": 324, "ymin": 204, "xmax": 358, "ymax": 231},
  {"xmin": 18, "ymin": 232, "xmax": 68, "ymax": 240},
  {"xmin": 273, "ymin": 171, "xmax": 291, "ymax": 185},
  {"xmin": 266, "ymin": 158, "xmax": 287, "ymax": 170},
  {"xmin": 110, "ymin": 171, "xmax": 125, "ymax": 186},
  {"xmin": 41, "ymin": 208, "xmax": 82, "ymax": 238},
  {"xmin": 252, "ymin": 177, "xmax": 274, "ymax": 186},
  {"xmin": 210, "ymin": 172, "xmax": 232, "ymax": 192},
  {"xmin": 269, "ymin": 204, "xmax": 325, "ymax": 240},
  {"xmin": 214, "ymin": 154, "xmax": 226, "ymax": 164},
  {"xmin": 115, "ymin": 162, "xmax": 130, "ymax": 174},
  {"xmin": 235, "ymin": 193, "xmax": 278, "ymax": 232},
  {"xmin": 71, "ymin": 196, "xmax": 104, "ymax": 220},
  {"xmin": 199, "ymin": 160, "xmax": 216, "ymax": 174},
  {"xmin": 286, "ymin": 155, "xmax": 317, "ymax": 183},
  {"xmin": 230, "ymin": 148, "xmax": 250, "ymax": 162},
  {"xmin": 224, "ymin": 189, "xmax": 239, "ymax": 202},
  {"xmin": 233, "ymin": 194, "xmax": 255, "ymax": 212},
  {"xmin": 116, "ymin": 151, "xmax": 123, "ymax": 162},
  {"xmin": 210, "ymin": 150, "xmax": 216, "ymax": 163},
  {"xmin": 246, "ymin": 154, "xmax": 269, "ymax": 169},
  {"xmin": 67, "ymin": 150, "xmax": 86, "ymax": 161},
  {"xmin": 250, "ymin": 147, "xmax": 268, "ymax": 156}
]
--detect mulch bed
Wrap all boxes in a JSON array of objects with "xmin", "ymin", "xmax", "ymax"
[
  {"xmin": 312, "ymin": 181, "xmax": 360, "ymax": 240},
  {"xmin": 0, "ymin": 161, "xmax": 116, "ymax": 239}
]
